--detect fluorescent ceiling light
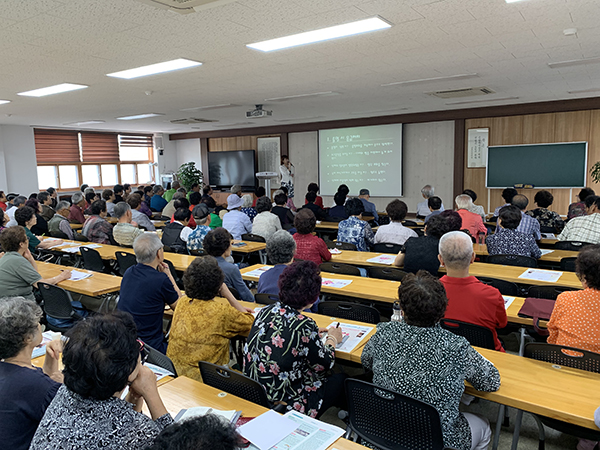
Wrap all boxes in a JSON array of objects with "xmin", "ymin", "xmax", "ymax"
[
  {"xmin": 265, "ymin": 91, "xmax": 339, "ymax": 102},
  {"xmin": 63, "ymin": 120, "xmax": 106, "ymax": 125},
  {"xmin": 548, "ymin": 56, "xmax": 600, "ymax": 69},
  {"xmin": 445, "ymin": 96, "xmax": 519, "ymax": 105},
  {"xmin": 212, "ymin": 122, "xmax": 254, "ymax": 128},
  {"xmin": 382, "ymin": 73, "xmax": 478, "ymax": 87},
  {"xmin": 247, "ymin": 16, "xmax": 392, "ymax": 52},
  {"xmin": 568, "ymin": 87, "xmax": 600, "ymax": 94},
  {"xmin": 117, "ymin": 113, "xmax": 164, "ymax": 120},
  {"xmin": 274, "ymin": 116, "xmax": 326, "ymax": 123},
  {"xmin": 350, "ymin": 107, "xmax": 409, "ymax": 115},
  {"xmin": 0, "ymin": 100, "xmax": 10, "ymax": 105},
  {"xmin": 107, "ymin": 58, "xmax": 202, "ymax": 79},
  {"xmin": 180, "ymin": 103, "xmax": 238, "ymax": 112},
  {"xmin": 505, "ymin": 0, "xmax": 528, "ymax": 3},
  {"xmin": 18, "ymin": 83, "xmax": 88, "ymax": 97}
]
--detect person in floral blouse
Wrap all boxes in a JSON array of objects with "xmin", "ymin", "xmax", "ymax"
[
  {"xmin": 526, "ymin": 190, "xmax": 565, "ymax": 233},
  {"xmin": 244, "ymin": 261, "xmax": 344, "ymax": 418}
]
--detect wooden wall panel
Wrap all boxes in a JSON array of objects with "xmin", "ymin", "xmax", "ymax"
[
  {"xmin": 522, "ymin": 114, "xmax": 555, "ymax": 144},
  {"xmin": 588, "ymin": 110, "xmax": 600, "ymax": 192}
]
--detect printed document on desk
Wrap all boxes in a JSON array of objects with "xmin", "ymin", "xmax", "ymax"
[
  {"xmin": 540, "ymin": 249, "xmax": 554, "ymax": 256},
  {"xmin": 245, "ymin": 266, "xmax": 271, "ymax": 278},
  {"xmin": 68, "ymin": 270, "xmax": 93, "ymax": 281},
  {"xmin": 321, "ymin": 278, "xmax": 352, "ymax": 289},
  {"xmin": 323, "ymin": 322, "xmax": 373, "ymax": 353},
  {"xmin": 239, "ymin": 410, "xmax": 298, "ymax": 450},
  {"xmin": 502, "ymin": 296, "xmax": 516, "ymax": 310},
  {"xmin": 366, "ymin": 254, "xmax": 395, "ymax": 265},
  {"xmin": 518, "ymin": 269, "xmax": 563, "ymax": 283}
]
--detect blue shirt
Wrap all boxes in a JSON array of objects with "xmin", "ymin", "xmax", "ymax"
[
  {"xmin": 359, "ymin": 198, "xmax": 379, "ymax": 223},
  {"xmin": 216, "ymin": 256, "xmax": 255, "ymax": 303},
  {"xmin": 424, "ymin": 209, "xmax": 442, "ymax": 223},
  {"xmin": 516, "ymin": 211, "xmax": 541, "ymax": 241},
  {"xmin": 257, "ymin": 264, "xmax": 287, "ymax": 296},
  {"xmin": 328, "ymin": 205, "xmax": 348, "ymax": 220},
  {"xmin": 222, "ymin": 210, "xmax": 253, "ymax": 241},
  {"xmin": 186, "ymin": 225, "xmax": 211, "ymax": 250},
  {"xmin": 150, "ymin": 195, "xmax": 168, "ymax": 213},
  {"xmin": 118, "ymin": 264, "xmax": 179, "ymax": 353},
  {"xmin": 338, "ymin": 216, "xmax": 375, "ymax": 252}
]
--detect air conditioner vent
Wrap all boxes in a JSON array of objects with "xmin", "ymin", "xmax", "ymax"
[
  {"xmin": 170, "ymin": 117, "xmax": 218, "ymax": 124},
  {"xmin": 134, "ymin": 0, "xmax": 237, "ymax": 14},
  {"xmin": 427, "ymin": 86, "xmax": 496, "ymax": 99}
]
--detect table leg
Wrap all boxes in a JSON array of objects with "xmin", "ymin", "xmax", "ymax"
[
  {"xmin": 511, "ymin": 409, "xmax": 524, "ymax": 450},
  {"xmin": 492, "ymin": 404, "xmax": 504, "ymax": 450},
  {"xmin": 259, "ymin": 250, "xmax": 267, "ymax": 265},
  {"xmin": 519, "ymin": 326, "xmax": 526, "ymax": 356}
]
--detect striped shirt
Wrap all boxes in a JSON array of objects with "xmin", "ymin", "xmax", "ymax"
[{"xmin": 558, "ymin": 213, "xmax": 600, "ymax": 244}]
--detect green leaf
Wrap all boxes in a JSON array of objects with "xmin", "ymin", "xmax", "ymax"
[
  {"xmin": 591, "ymin": 161, "xmax": 600, "ymax": 184},
  {"xmin": 176, "ymin": 162, "xmax": 203, "ymax": 191}
]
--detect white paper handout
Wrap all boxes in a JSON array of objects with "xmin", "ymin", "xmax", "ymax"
[
  {"xmin": 541, "ymin": 233, "xmax": 556, "ymax": 239},
  {"xmin": 61, "ymin": 246, "xmax": 83, "ymax": 253},
  {"xmin": 540, "ymin": 249, "xmax": 554, "ymax": 256},
  {"xmin": 175, "ymin": 406, "xmax": 241, "ymax": 424},
  {"xmin": 83, "ymin": 244, "xmax": 102, "ymax": 249},
  {"xmin": 145, "ymin": 363, "xmax": 174, "ymax": 382},
  {"xmin": 244, "ymin": 266, "xmax": 271, "ymax": 278},
  {"xmin": 322, "ymin": 322, "xmax": 373, "ymax": 353},
  {"xmin": 321, "ymin": 278, "xmax": 352, "ymax": 289},
  {"xmin": 365, "ymin": 254, "xmax": 396, "ymax": 265},
  {"xmin": 502, "ymin": 296, "xmax": 516, "ymax": 310},
  {"xmin": 68, "ymin": 270, "xmax": 93, "ymax": 281},
  {"xmin": 31, "ymin": 331, "xmax": 61, "ymax": 359},
  {"xmin": 239, "ymin": 410, "xmax": 298, "ymax": 450},
  {"xmin": 518, "ymin": 269, "xmax": 563, "ymax": 283}
]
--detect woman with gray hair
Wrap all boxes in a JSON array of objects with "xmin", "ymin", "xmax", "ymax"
[
  {"xmin": 0, "ymin": 297, "xmax": 63, "ymax": 450},
  {"xmin": 455, "ymin": 194, "xmax": 487, "ymax": 240},
  {"xmin": 252, "ymin": 197, "xmax": 282, "ymax": 242},
  {"xmin": 68, "ymin": 192, "xmax": 87, "ymax": 224},
  {"xmin": 240, "ymin": 194, "xmax": 257, "ymax": 221},
  {"xmin": 257, "ymin": 230, "xmax": 296, "ymax": 297},
  {"xmin": 417, "ymin": 185, "xmax": 445, "ymax": 218}
]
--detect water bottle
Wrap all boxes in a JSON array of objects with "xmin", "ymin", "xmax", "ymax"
[{"xmin": 391, "ymin": 301, "xmax": 402, "ymax": 322}]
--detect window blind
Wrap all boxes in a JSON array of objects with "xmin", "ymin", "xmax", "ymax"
[
  {"xmin": 34, "ymin": 129, "xmax": 80, "ymax": 164},
  {"xmin": 81, "ymin": 132, "xmax": 119, "ymax": 162},
  {"xmin": 119, "ymin": 134, "xmax": 153, "ymax": 148}
]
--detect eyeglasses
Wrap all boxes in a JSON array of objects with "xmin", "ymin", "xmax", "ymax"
[{"xmin": 137, "ymin": 339, "xmax": 149, "ymax": 365}]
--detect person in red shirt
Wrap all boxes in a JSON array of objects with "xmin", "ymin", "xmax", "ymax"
[
  {"xmin": 438, "ymin": 230, "xmax": 507, "ymax": 352},
  {"xmin": 455, "ymin": 194, "xmax": 487, "ymax": 241},
  {"xmin": 292, "ymin": 209, "xmax": 331, "ymax": 267},
  {"xmin": 0, "ymin": 190, "xmax": 7, "ymax": 212}
]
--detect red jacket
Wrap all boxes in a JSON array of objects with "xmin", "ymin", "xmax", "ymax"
[{"xmin": 293, "ymin": 233, "xmax": 331, "ymax": 267}]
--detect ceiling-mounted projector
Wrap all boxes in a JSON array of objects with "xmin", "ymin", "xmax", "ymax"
[{"xmin": 246, "ymin": 104, "xmax": 272, "ymax": 119}]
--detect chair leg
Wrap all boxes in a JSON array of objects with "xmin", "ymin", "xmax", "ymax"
[
  {"xmin": 511, "ymin": 410, "xmax": 524, "ymax": 450},
  {"xmin": 531, "ymin": 414, "xmax": 545, "ymax": 450},
  {"xmin": 504, "ymin": 405, "xmax": 510, "ymax": 427},
  {"xmin": 519, "ymin": 326, "xmax": 526, "ymax": 356},
  {"xmin": 492, "ymin": 404, "xmax": 504, "ymax": 450}
]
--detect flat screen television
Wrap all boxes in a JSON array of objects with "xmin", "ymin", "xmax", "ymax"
[{"xmin": 208, "ymin": 149, "xmax": 256, "ymax": 190}]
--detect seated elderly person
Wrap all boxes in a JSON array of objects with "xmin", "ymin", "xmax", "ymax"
[
  {"xmin": 417, "ymin": 185, "xmax": 445, "ymax": 219},
  {"xmin": 362, "ymin": 271, "xmax": 501, "ymax": 450},
  {"xmin": 240, "ymin": 193, "xmax": 258, "ymax": 221},
  {"xmin": 128, "ymin": 193, "xmax": 156, "ymax": 231},
  {"xmin": 374, "ymin": 199, "xmax": 417, "ymax": 245},
  {"xmin": 186, "ymin": 204, "xmax": 211, "ymax": 251},
  {"xmin": 328, "ymin": 192, "xmax": 349, "ymax": 221},
  {"xmin": 68, "ymin": 192, "xmax": 87, "ymax": 224},
  {"xmin": 30, "ymin": 312, "xmax": 174, "ymax": 450},
  {"xmin": 203, "ymin": 228, "xmax": 255, "ymax": 303},
  {"xmin": 117, "ymin": 233, "xmax": 181, "ymax": 353},
  {"xmin": 486, "ymin": 206, "xmax": 541, "ymax": 259},
  {"xmin": 102, "ymin": 189, "xmax": 116, "ymax": 217},
  {"xmin": 252, "ymin": 197, "xmax": 282, "ymax": 241},
  {"xmin": 300, "ymin": 191, "xmax": 329, "ymax": 221},
  {"xmin": 82, "ymin": 200, "xmax": 114, "ymax": 244},
  {"xmin": 455, "ymin": 194, "xmax": 487, "ymax": 240},
  {"xmin": 244, "ymin": 261, "xmax": 345, "ymax": 418},
  {"xmin": 258, "ymin": 230, "xmax": 296, "ymax": 296},
  {"xmin": 337, "ymin": 198, "xmax": 375, "ymax": 252},
  {"xmin": 6, "ymin": 195, "xmax": 27, "ymax": 227},
  {"xmin": 112, "ymin": 202, "xmax": 144, "ymax": 247},
  {"xmin": 38, "ymin": 192, "xmax": 55, "ymax": 223},
  {"xmin": 439, "ymin": 231, "xmax": 508, "ymax": 352},
  {"xmin": 15, "ymin": 206, "xmax": 63, "ymax": 253},
  {"xmin": 568, "ymin": 187, "xmax": 595, "ymax": 220},
  {"xmin": 272, "ymin": 192, "xmax": 295, "ymax": 229},
  {"xmin": 463, "ymin": 189, "xmax": 485, "ymax": 220},
  {"xmin": 48, "ymin": 201, "xmax": 75, "ymax": 239},
  {"xmin": 161, "ymin": 207, "xmax": 192, "ymax": 253},
  {"xmin": 292, "ymin": 209, "xmax": 332, "ymax": 266},
  {"xmin": 558, "ymin": 196, "xmax": 600, "ymax": 244},
  {"xmin": 161, "ymin": 191, "xmax": 184, "ymax": 220},
  {"xmin": 547, "ymin": 244, "xmax": 600, "ymax": 353},
  {"xmin": 223, "ymin": 194, "xmax": 253, "ymax": 241},
  {"xmin": 526, "ymin": 190, "xmax": 564, "ymax": 233},
  {"xmin": 167, "ymin": 257, "xmax": 254, "ymax": 380},
  {"xmin": 511, "ymin": 194, "xmax": 541, "ymax": 241},
  {"xmin": 150, "ymin": 185, "xmax": 168, "ymax": 212},
  {"xmin": 425, "ymin": 196, "xmax": 443, "ymax": 223},
  {"xmin": 493, "ymin": 187, "xmax": 518, "ymax": 218},
  {"xmin": 0, "ymin": 297, "xmax": 63, "ymax": 450},
  {"xmin": 26, "ymin": 198, "xmax": 48, "ymax": 236}
]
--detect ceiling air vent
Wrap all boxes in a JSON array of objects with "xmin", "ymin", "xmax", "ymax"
[
  {"xmin": 134, "ymin": 0, "xmax": 237, "ymax": 14},
  {"xmin": 170, "ymin": 117, "xmax": 218, "ymax": 124},
  {"xmin": 427, "ymin": 87, "xmax": 496, "ymax": 99}
]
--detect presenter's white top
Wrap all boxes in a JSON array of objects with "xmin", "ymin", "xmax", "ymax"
[{"xmin": 279, "ymin": 164, "xmax": 294, "ymax": 185}]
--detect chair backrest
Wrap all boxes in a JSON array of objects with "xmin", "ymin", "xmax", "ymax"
[
  {"xmin": 539, "ymin": 225, "xmax": 556, "ymax": 233},
  {"xmin": 440, "ymin": 319, "xmax": 496, "ymax": 350},
  {"xmin": 476, "ymin": 276, "xmax": 520, "ymax": 296},
  {"xmin": 345, "ymin": 379, "xmax": 445, "ymax": 450},
  {"xmin": 372, "ymin": 243, "xmax": 403, "ymax": 254},
  {"xmin": 228, "ymin": 286, "xmax": 242, "ymax": 300},
  {"xmin": 163, "ymin": 259, "xmax": 183, "ymax": 290},
  {"xmin": 367, "ymin": 266, "xmax": 407, "ymax": 282},
  {"xmin": 115, "ymin": 251, "xmax": 137, "ymax": 277},
  {"xmin": 255, "ymin": 293, "xmax": 279, "ymax": 305},
  {"xmin": 560, "ymin": 257, "xmax": 577, "ymax": 272},
  {"xmin": 318, "ymin": 301, "xmax": 380, "ymax": 324},
  {"xmin": 526, "ymin": 285, "xmax": 578, "ymax": 300},
  {"xmin": 80, "ymin": 246, "xmax": 106, "ymax": 272},
  {"xmin": 326, "ymin": 241, "xmax": 357, "ymax": 251},
  {"xmin": 198, "ymin": 361, "xmax": 271, "ymax": 408},
  {"xmin": 241, "ymin": 233, "xmax": 266, "ymax": 243},
  {"xmin": 319, "ymin": 262, "xmax": 361, "ymax": 276},
  {"xmin": 38, "ymin": 283, "xmax": 77, "ymax": 320},
  {"xmin": 402, "ymin": 220, "xmax": 418, "ymax": 227},
  {"xmin": 524, "ymin": 343, "xmax": 600, "ymax": 373},
  {"xmin": 554, "ymin": 241, "xmax": 592, "ymax": 251},
  {"xmin": 487, "ymin": 254, "xmax": 538, "ymax": 268},
  {"xmin": 50, "ymin": 230, "xmax": 69, "ymax": 239},
  {"xmin": 145, "ymin": 344, "xmax": 178, "ymax": 377},
  {"xmin": 189, "ymin": 249, "xmax": 205, "ymax": 257}
]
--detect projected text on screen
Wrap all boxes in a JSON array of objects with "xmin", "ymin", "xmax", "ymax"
[{"xmin": 319, "ymin": 124, "xmax": 402, "ymax": 197}]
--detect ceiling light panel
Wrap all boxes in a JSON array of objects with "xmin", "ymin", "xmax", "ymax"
[
  {"xmin": 0, "ymin": 100, "xmax": 11, "ymax": 105},
  {"xmin": 107, "ymin": 58, "xmax": 202, "ymax": 79},
  {"xmin": 117, "ymin": 113, "xmax": 164, "ymax": 120},
  {"xmin": 265, "ymin": 91, "xmax": 340, "ymax": 102},
  {"xmin": 247, "ymin": 17, "xmax": 392, "ymax": 52},
  {"xmin": 18, "ymin": 83, "xmax": 88, "ymax": 97},
  {"xmin": 548, "ymin": 56, "xmax": 600, "ymax": 69},
  {"xmin": 180, "ymin": 103, "xmax": 239, "ymax": 112},
  {"xmin": 381, "ymin": 73, "xmax": 479, "ymax": 87},
  {"xmin": 63, "ymin": 120, "xmax": 106, "ymax": 125}
]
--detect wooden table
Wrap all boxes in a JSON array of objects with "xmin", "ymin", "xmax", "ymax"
[
  {"xmin": 37, "ymin": 261, "xmax": 122, "ymax": 296},
  {"xmin": 331, "ymin": 250, "xmax": 396, "ymax": 267},
  {"xmin": 69, "ymin": 223, "xmax": 83, "ymax": 230},
  {"xmin": 315, "ymin": 222, "xmax": 379, "ymax": 232},
  {"xmin": 155, "ymin": 376, "xmax": 369, "ymax": 450},
  {"xmin": 473, "ymin": 244, "xmax": 578, "ymax": 263}
]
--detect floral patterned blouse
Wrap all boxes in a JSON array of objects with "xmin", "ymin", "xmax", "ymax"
[
  {"xmin": 526, "ymin": 208, "xmax": 565, "ymax": 232},
  {"xmin": 243, "ymin": 302, "xmax": 336, "ymax": 418}
]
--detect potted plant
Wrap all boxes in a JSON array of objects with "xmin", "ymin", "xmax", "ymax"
[
  {"xmin": 176, "ymin": 162, "xmax": 203, "ymax": 191},
  {"xmin": 591, "ymin": 161, "xmax": 600, "ymax": 184}
]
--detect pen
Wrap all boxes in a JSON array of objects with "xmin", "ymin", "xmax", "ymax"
[{"xmin": 336, "ymin": 322, "xmax": 340, "ymax": 328}]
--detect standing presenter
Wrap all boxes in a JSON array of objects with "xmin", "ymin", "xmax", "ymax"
[{"xmin": 279, "ymin": 155, "xmax": 295, "ymax": 209}]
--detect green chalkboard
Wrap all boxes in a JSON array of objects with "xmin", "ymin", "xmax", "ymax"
[{"xmin": 486, "ymin": 142, "xmax": 587, "ymax": 188}]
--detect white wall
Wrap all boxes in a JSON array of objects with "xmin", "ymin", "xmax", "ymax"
[
  {"xmin": 175, "ymin": 138, "xmax": 202, "ymax": 171},
  {"xmin": 0, "ymin": 125, "xmax": 39, "ymax": 195},
  {"xmin": 288, "ymin": 121, "xmax": 455, "ymax": 212}
]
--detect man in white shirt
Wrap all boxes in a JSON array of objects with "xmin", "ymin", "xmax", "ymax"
[
  {"xmin": 374, "ymin": 199, "xmax": 417, "ymax": 246},
  {"xmin": 416, "ymin": 185, "xmax": 444, "ymax": 218},
  {"xmin": 6, "ymin": 195, "xmax": 26, "ymax": 227},
  {"xmin": 222, "ymin": 194, "xmax": 252, "ymax": 241}
]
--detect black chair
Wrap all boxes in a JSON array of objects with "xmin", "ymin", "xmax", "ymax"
[
  {"xmin": 241, "ymin": 233, "xmax": 266, "ymax": 243},
  {"xmin": 344, "ymin": 379, "xmax": 445, "ymax": 450},
  {"xmin": 553, "ymin": 241, "xmax": 592, "ymax": 251},
  {"xmin": 319, "ymin": 262, "xmax": 361, "ymax": 276},
  {"xmin": 560, "ymin": 257, "xmax": 577, "ymax": 272},
  {"xmin": 318, "ymin": 301, "xmax": 380, "ymax": 324},
  {"xmin": 115, "ymin": 251, "xmax": 137, "ymax": 277},
  {"xmin": 539, "ymin": 225, "xmax": 556, "ymax": 234},
  {"xmin": 228, "ymin": 286, "xmax": 242, "ymax": 300},
  {"xmin": 189, "ymin": 249, "xmax": 205, "ymax": 257},
  {"xmin": 524, "ymin": 343, "xmax": 600, "ymax": 448},
  {"xmin": 402, "ymin": 220, "xmax": 418, "ymax": 227},
  {"xmin": 80, "ymin": 246, "xmax": 108, "ymax": 272},
  {"xmin": 49, "ymin": 230, "xmax": 69, "ymax": 239},
  {"xmin": 372, "ymin": 243, "xmax": 403, "ymax": 254},
  {"xmin": 198, "ymin": 362, "xmax": 286, "ymax": 412},
  {"xmin": 145, "ymin": 344, "xmax": 178, "ymax": 377},
  {"xmin": 487, "ymin": 254, "xmax": 537, "ymax": 268},
  {"xmin": 367, "ymin": 266, "xmax": 407, "ymax": 282},
  {"xmin": 527, "ymin": 285, "xmax": 578, "ymax": 300},
  {"xmin": 440, "ymin": 319, "xmax": 496, "ymax": 350},
  {"xmin": 255, "ymin": 293, "xmax": 279, "ymax": 305},
  {"xmin": 326, "ymin": 241, "xmax": 357, "ymax": 251},
  {"xmin": 37, "ymin": 283, "xmax": 85, "ymax": 333},
  {"xmin": 476, "ymin": 277, "xmax": 520, "ymax": 296},
  {"xmin": 164, "ymin": 259, "xmax": 184, "ymax": 290}
]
